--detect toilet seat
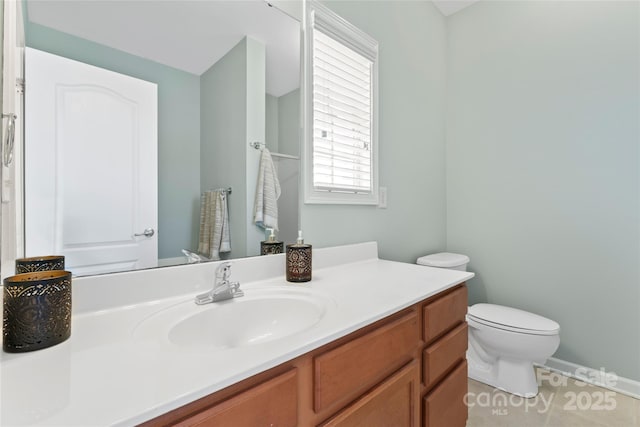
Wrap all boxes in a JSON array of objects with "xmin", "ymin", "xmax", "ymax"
[{"xmin": 468, "ymin": 303, "xmax": 560, "ymax": 336}]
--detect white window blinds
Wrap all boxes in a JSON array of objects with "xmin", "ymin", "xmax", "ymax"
[{"xmin": 311, "ymin": 20, "xmax": 376, "ymax": 195}]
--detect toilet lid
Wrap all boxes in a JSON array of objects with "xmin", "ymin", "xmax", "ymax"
[
  {"xmin": 416, "ymin": 252, "xmax": 470, "ymax": 268},
  {"xmin": 467, "ymin": 303, "xmax": 560, "ymax": 336}
]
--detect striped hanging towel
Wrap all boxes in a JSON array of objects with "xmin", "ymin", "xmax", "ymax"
[{"xmin": 198, "ymin": 189, "xmax": 231, "ymax": 260}]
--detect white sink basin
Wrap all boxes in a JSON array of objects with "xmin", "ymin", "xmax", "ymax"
[{"xmin": 133, "ymin": 288, "xmax": 333, "ymax": 349}]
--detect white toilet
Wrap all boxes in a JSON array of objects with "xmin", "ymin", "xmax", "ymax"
[{"xmin": 417, "ymin": 253, "xmax": 560, "ymax": 398}]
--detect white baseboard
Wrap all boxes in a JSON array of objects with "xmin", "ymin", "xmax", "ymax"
[{"xmin": 538, "ymin": 357, "xmax": 640, "ymax": 400}]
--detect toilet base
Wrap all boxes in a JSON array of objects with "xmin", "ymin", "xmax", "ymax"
[{"xmin": 467, "ymin": 345, "xmax": 540, "ymax": 398}]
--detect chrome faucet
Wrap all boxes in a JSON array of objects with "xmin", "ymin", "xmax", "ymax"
[
  {"xmin": 181, "ymin": 249, "xmax": 207, "ymax": 263},
  {"xmin": 195, "ymin": 262, "xmax": 244, "ymax": 305}
]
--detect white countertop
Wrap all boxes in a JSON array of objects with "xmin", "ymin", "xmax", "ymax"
[{"xmin": 0, "ymin": 242, "xmax": 473, "ymax": 426}]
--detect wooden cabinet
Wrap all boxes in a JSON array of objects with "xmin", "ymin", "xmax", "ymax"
[
  {"xmin": 320, "ymin": 360, "xmax": 420, "ymax": 427},
  {"xmin": 313, "ymin": 310, "xmax": 419, "ymax": 412},
  {"xmin": 174, "ymin": 369, "xmax": 298, "ymax": 427},
  {"xmin": 423, "ymin": 361, "xmax": 468, "ymax": 427},
  {"xmin": 423, "ymin": 285, "xmax": 467, "ymax": 344},
  {"xmin": 143, "ymin": 284, "xmax": 468, "ymax": 427},
  {"xmin": 421, "ymin": 285, "xmax": 468, "ymax": 427},
  {"xmin": 423, "ymin": 323, "xmax": 467, "ymax": 389}
]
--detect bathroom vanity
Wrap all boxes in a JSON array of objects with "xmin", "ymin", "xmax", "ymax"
[
  {"xmin": 143, "ymin": 283, "xmax": 468, "ymax": 427},
  {"xmin": 0, "ymin": 242, "xmax": 472, "ymax": 426}
]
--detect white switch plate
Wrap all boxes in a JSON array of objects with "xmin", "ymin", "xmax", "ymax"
[{"xmin": 378, "ymin": 186, "xmax": 387, "ymax": 209}]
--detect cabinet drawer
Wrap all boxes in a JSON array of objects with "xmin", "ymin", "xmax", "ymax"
[
  {"xmin": 423, "ymin": 323, "xmax": 467, "ymax": 390},
  {"xmin": 174, "ymin": 369, "xmax": 297, "ymax": 427},
  {"xmin": 320, "ymin": 360, "xmax": 420, "ymax": 427},
  {"xmin": 314, "ymin": 310, "xmax": 419, "ymax": 412},
  {"xmin": 423, "ymin": 360, "xmax": 468, "ymax": 427},
  {"xmin": 423, "ymin": 285, "xmax": 467, "ymax": 344}
]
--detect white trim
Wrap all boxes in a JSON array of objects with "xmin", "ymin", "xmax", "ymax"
[
  {"xmin": 539, "ymin": 357, "xmax": 640, "ymax": 400},
  {"xmin": 1, "ymin": 0, "xmax": 25, "ymax": 280},
  {"xmin": 302, "ymin": 0, "xmax": 379, "ymax": 205}
]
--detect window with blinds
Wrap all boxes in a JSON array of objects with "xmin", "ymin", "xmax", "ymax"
[{"xmin": 304, "ymin": 2, "xmax": 379, "ymax": 205}]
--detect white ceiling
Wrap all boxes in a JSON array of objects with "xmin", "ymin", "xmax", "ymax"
[
  {"xmin": 432, "ymin": 0, "xmax": 481, "ymax": 16},
  {"xmin": 26, "ymin": 0, "xmax": 301, "ymax": 97}
]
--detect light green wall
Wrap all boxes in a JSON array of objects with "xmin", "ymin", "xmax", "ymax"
[
  {"xmin": 301, "ymin": 0, "xmax": 448, "ymax": 262},
  {"xmin": 265, "ymin": 94, "xmax": 279, "ymax": 152},
  {"xmin": 276, "ymin": 89, "xmax": 300, "ymax": 244},
  {"xmin": 446, "ymin": 1, "xmax": 640, "ymax": 380},
  {"xmin": 266, "ymin": 88, "xmax": 299, "ymax": 156},
  {"xmin": 24, "ymin": 22, "xmax": 201, "ymax": 260},
  {"xmin": 278, "ymin": 89, "xmax": 300, "ymax": 157},
  {"xmin": 244, "ymin": 37, "xmax": 267, "ymax": 256},
  {"xmin": 262, "ymin": 89, "xmax": 300, "ymax": 244},
  {"xmin": 200, "ymin": 37, "xmax": 266, "ymax": 259},
  {"xmin": 200, "ymin": 38, "xmax": 250, "ymax": 259}
]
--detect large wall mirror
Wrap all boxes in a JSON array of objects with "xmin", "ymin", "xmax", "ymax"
[{"xmin": 20, "ymin": 0, "xmax": 302, "ymax": 276}]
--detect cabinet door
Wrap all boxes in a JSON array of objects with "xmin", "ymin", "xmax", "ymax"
[
  {"xmin": 423, "ymin": 285, "xmax": 467, "ymax": 344},
  {"xmin": 174, "ymin": 369, "xmax": 297, "ymax": 427},
  {"xmin": 321, "ymin": 360, "xmax": 420, "ymax": 427},
  {"xmin": 314, "ymin": 310, "xmax": 419, "ymax": 412},
  {"xmin": 423, "ymin": 323, "xmax": 467, "ymax": 390},
  {"xmin": 423, "ymin": 361, "xmax": 468, "ymax": 427}
]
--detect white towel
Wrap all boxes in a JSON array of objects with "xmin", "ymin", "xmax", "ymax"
[
  {"xmin": 253, "ymin": 148, "xmax": 281, "ymax": 230},
  {"xmin": 197, "ymin": 190, "xmax": 231, "ymax": 260}
]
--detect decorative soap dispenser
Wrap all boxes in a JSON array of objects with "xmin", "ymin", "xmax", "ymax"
[
  {"xmin": 260, "ymin": 228, "xmax": 284, "ymax": 255},
  {"xmin": 286, "ymin": 230, "xmax": 312, "ymax": 282}
]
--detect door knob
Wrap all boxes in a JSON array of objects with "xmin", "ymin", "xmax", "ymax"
[{"xmin": 134, "ymin": 228, "xmax": 155, "ymax": 238}]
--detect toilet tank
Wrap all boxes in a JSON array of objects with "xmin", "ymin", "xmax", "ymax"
[{"xmin": 416, "ymin": 252, "xmax": 470, "ymax": 271}]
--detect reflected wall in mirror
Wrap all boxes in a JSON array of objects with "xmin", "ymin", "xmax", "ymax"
[{"xmin": 21, "ymin": 0, "xmax": 301, "ymax": 276}]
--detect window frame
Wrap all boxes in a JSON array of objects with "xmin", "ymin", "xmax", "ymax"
[{"xmin": 302, "ymin": 0, "xmax": 379, "ymax": 205}]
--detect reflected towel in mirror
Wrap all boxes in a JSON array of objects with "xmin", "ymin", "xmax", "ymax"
[
  {"xmin": 253, "ymin": 148, "xmax": 281, "ymax": 230},
  {"xmin": 198, "ymin": 190, "xmax": 231, "ymax": 260}
]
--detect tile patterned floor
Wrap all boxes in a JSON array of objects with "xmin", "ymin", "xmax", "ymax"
[{"xmin": 466, "ymin": 368, "xmax": 640, "ymax": 427}]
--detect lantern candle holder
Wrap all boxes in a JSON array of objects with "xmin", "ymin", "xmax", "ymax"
[
  {"xmin": 15, "ymin": 255, "xmax": 65, "ymax": 274},
  {"xmin": 3, "ymin": 270, "xmax": 72, "ymax": 353}
]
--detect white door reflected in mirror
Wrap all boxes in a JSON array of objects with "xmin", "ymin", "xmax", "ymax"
[{"xmin": 25, "ymin": 48, "xmax": 158, "ymax": 275}]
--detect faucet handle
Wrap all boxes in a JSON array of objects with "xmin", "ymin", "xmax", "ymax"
[
  {"xmin": 215, "ymin": 262, "xmax": 232, "ymax": 281},
  {"xmin": 229, "ymin": 281, "xmax": 244, "ymax": 298}
]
